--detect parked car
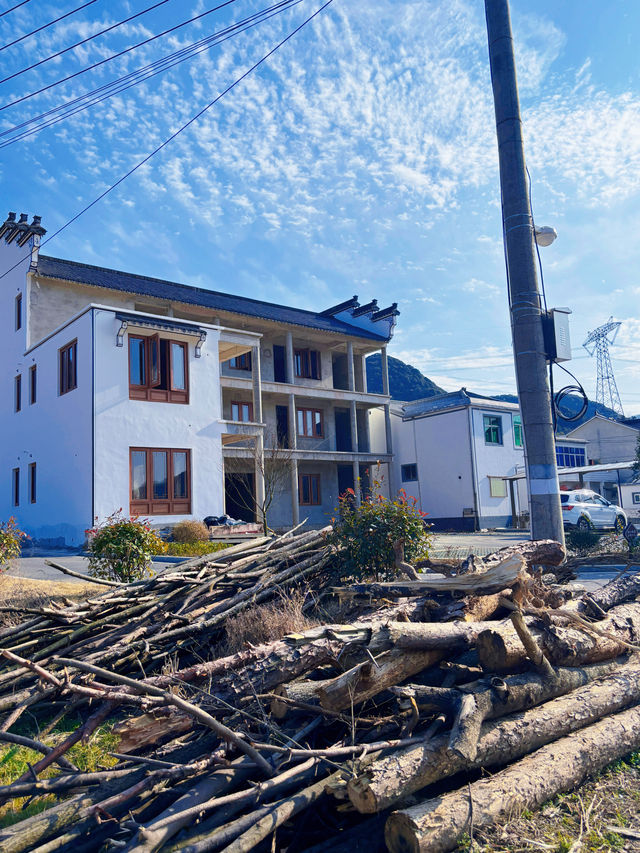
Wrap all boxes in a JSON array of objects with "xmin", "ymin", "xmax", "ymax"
[{"xmin": 560, "ymin": 489, "xmax": 627, "ymax": 531}]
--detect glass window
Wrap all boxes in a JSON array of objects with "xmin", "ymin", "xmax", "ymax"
[
  {"xmin": 228, "ymin": 353, "xmax": 251, "ymax": 370},
  {"xmin": 152, "ymin": 451, "xmax": 168, "ymax": 499},
  {"xmin": 29, "ymin": 463, "xmax": 36, "ymax": 504},
  {"xmin": 149, "ymin": 335, "xmax": 160, "ymax": 387},
  {"xmin": 401, "ymin": 463, "xmax": 418, "ymax": 482},
  {"xmin": 231, "ymin": 402, "xmax": 253, "ymax": 422},
  {"xmin": 556, "ymin": 446, "xmax": 586, "ymax": 468},
  {"xmin": 173, "ymin": 452, "xmax": 188, "ymax": 499},
  {"xmin": 297, "ymin": 408, "xmax": 323, "ymax": 437},
  {"xmin": 483, "ymin": 414, "xmax": 503, "ymax": 445},
  {"xmin": 12, "ymin": 468, "xmax": 19, "ymax": 507},
  {"xmin": 59, "ymin": 340, "xmax": 77, "ymax": 395},
  {"xmin": 29, "ymin": 365, "xmax": 36, "ymax": 404},
  {"xmin": 513, "ymin": 415, "xmax": 523, "ymax": 448},
  {"xmin": 295, "ymin": 349, "xmax": 321, "ymax": 379},
  {"xmin": 129, "ymin": 337, "xmax": 146, "ymax": 385},
  {"xmin": 15, "ymin": 293, "xmax": 22, "ymax": 331},
  {"xmin": 14, "ymin": 375, "xmax": 21, "ymax": 412},
  {"xmin": 171, "ymin": 342, "xmax": 186, "ymax": 390},
  {"xmin": 131, "ymin": 450, "xmax": 147, "ymax": 500},
  {"xmin": 299, "ymin": 473, "xmax": 321, "ymax": 505}
]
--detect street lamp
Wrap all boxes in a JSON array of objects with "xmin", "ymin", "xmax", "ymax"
[{"xmin": 534, "ymin": 226, "xmax": 557, "ymax": 247}]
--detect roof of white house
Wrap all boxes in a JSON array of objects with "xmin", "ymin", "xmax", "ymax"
[
  {"xmin": 400, "ymin": 388, "xmax": 519, "ymax": 420},
  {"xmin": 566, "ymin": 412, "xmax": 640, "ymax": 437}
]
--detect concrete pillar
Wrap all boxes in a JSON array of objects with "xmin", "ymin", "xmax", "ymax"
[
  {"xmin": 347, "ymin": 341, "xmax": 355, "ymax": 391},
  {"xmin": 384, "ymin": 403, "xmax": 393, "ymax": 455},
  {"xmin": 286, "ymin": 332, "xmax": 295, "ymax": 385},
  {"xmin": 290, "ymin": 457, "xmax": 299, "ymax": 526},
  {"xmin": 381, "ymin": 345, "xmax": 390, "ymax": 396},
  {"xmin": 251, "ymin": 345, "xmax": 262, "ymax": 423},
  {"xmin": 360, "ymin": 354, "xmax": 368, "ymax": 393},
  {"xmin": 352, "ymin": 460, "xmax": 361, "ymax": 507},
  {"xmin": 288, "ymin": 393, "xmax": 297, "ymax": 450},
  {"xmin": 361, "ymin": 407, "xmax": 371, "ymax": 453},
  {"xmin": 254, "ymin": 433, "xmax": 265, "ymax": 529},
  {"xmin": 350, "ymin": 400, "xmax": 359, "ymax": 453}
]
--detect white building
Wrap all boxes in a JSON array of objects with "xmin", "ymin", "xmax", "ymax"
[
  {"xmin": 1, "ymin": 212, "xmax": 396, "ymax": 546},
  {"xmin": 378, "ymin": 389, "xmax": 587, "ymax": 531}
]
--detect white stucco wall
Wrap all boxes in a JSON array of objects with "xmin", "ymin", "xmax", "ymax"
[
  {"xmin": 470, "ymin": 407, "xmax": 524, "ymax": 525},
  {"xmin": 93, "ymin": 309, "xmax": 225, "ymax": 528},
  {"xmin": 566, "ymin": 416, "xmax": 639, "ymax": 464}
]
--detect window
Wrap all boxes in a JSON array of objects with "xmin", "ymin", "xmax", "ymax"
[
  {"xmin": 297, "ymin": 408, "xmax": 323, "ymax": 438},
  {"xmin": 513, "ymin": 415, "xmax": 523, "ymax": 448},
  {"xmin": 228, "ymin": 353, "xmax": 252, "ymax": 371},
  {"xmin": 29, "ymin": 365, "xmax": 37, "ymax": 405},
  {"xmin": 130, "ymin": 448, "xmax": 191, "ymax": 515},
  {"xmin": 299, "ymin": 473, "xmax": 321, "ymax": 505},
  {"xmin": 128, "ymin": 335, "xmax": 188, "ymax": 403},
  {"xmin": 59, "ymin": 340, "xmax": 77, "ymax": 395},
  {"xmin": 401, "ymin": 463, "xmax": 418, "ymax": 482},
  {"xmin": 633, "ymin": 492, "xmax": 640, "ymax": 505},
  {"xmin": 28, "ymin": 462, "xmax": 36, "ymax": 504},
  {"xmin": 231, "ymin": 401, "xmax": 253, "ymax": 422},
  {"xmin": 14, "ymin": 375, "xmax": 21, "ymax": 412},
  {"xmin": 12, "ymin": 468, "xmax": 19, "ymax": 507},
  {"xmin": 483, "ymin": 414, "xmax": 503, "ymax": 445},
  {"xmin": 556, "ymin": 445, "xmax": 586, "ymax": 468},
  {"xmin": 15, "ymin": 293, "xmax": 22, "ymax": 330},
  {"xmin": 489, "ymin": 476, "xmax": 507, "ymax": 498},
  {"xmin": 295, "ymin": 349, "xmax": 321, "ymax": 380}
]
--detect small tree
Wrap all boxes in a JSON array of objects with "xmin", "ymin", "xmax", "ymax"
[
  {"xmin": 86, "ymin": 511, "xmax": 167, "ymax": 583},
  {"xmin": 224, "ymin": 430, "xmax": 294, "ymax": 535},
  {"xmin": 330, "ymin": 484, "xmax": 431, "ymax": 581},
  {"xmin": 0, "ymin": 517, "xmax": 28, "ymax": 572}
]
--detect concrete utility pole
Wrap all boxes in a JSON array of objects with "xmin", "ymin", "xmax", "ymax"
[{"xmin": 484, "ymin": 0, "xmax": 565, "ymax": 545}]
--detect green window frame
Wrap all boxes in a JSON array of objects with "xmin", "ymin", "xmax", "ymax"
[
  {"xmin": 483, "ymin": 414, "xmax": 503, "ymax": 445},
  {"xmin": 513, "ymin": 415, "xmax": 523, "ymax": 448}
]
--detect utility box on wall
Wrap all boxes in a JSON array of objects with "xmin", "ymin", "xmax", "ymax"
[{"xmin": 543, "ymin": 307, "xmax": 572, "ymax": 363}]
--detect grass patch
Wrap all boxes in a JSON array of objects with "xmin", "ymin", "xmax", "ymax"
[
  {"xmin": 0, "ymin": 575, "xmax": 102, "ymax": 626},
  {"xmin": 0, "ymin": 713, "xmax": 119, "ymax": 829},
  {"xmin": 225, "ymin": 589, "xmax": 316, "ymax": 652},
  {"xmin": 163, "ymin": 541, "xmax": 231, "ymax": 557}
]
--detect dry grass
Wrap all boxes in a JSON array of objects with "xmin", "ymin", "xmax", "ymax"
[
  {"xmin": 224, "ymin": 589, "xmax": 317, "ymax": 653},
  {"xmin": 171, "ymin": 520, "xmax": 211, "ymax": 543},
  {"xmin": 0, "ymin": 574, "xmax": 102, "ymax": 625}
]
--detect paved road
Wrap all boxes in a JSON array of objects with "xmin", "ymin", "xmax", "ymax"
[
  {"xmin": 430, "ymin": 530, "xmax": 530, "ymax": 559},
  {"xmin": 5, "ymin": 554, "xmax": 178, "ymax": 583}
]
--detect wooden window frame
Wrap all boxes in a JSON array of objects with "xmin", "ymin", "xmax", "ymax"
[
  {"xmin": 228, "ymin": 352, "xmax": 252, "ymax": 371},
  {"xmin": 231, "ymin": 401, "xmax": 254, "ymax": 423},
  {"xmin": 14, "ymin": 374, "xmax": 21, "ymax": 412},
  {"xmin": 12, "ymin": 468, "xmax": 19, "ymax": 507},
  {"xmin": 129, "ymin": 447, "xmax": 192, "ymax": 515},
  {"xmin": 128, "ymin": 335, "xmax": 189, "ymax": 404},
  {"xmin": 15, "ymin": 293, "xmax": 22, "ymax": 331},
  {"xmin": 29, "ymin": 365, "xmax": 37, "ymax": 405},
  {"xmin": 297, "ymin": 407, "xmax": 324, "ymax": 438},
  {"xmin": 28, "ymin": 462, "xmax": 36, "ymax": 504},
  {"xmin": 294, "ymin": 349, "xmax": 322, "ymax": 380},
  {"xmin": 59, "ymin": 340, "xmax": 78, "ymax": 396},
  {"xmin": 298, "ymin": 473, "xmax": 321, "ymax": 506}
]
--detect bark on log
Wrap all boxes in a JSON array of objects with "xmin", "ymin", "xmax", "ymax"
[
  {"xmin": 347, "ymin": 656, "xmax": 626, "ymax": 813},
  {"xmin": 477, "ymin": 602, "xmax": 640, "ymax": 670},
  {"xmin": 581, "ymin": 568, "xmax": 640, "ymax": 616},
  {"xmin": 384, "ymin": 621, "xmax": 499, "ymax": 651},
  {"xmin": 384, "ymin": 701, "xmax": 640, "ymax": 853},
  {"xmin": 481, "ymin": 539, "xmax": 565, "ymax": 571}
]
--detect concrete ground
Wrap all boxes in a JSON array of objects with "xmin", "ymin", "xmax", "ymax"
[
  {"xmin": 5, "ymin": 554, "xmax": 177, "ymax": 584},
  {"xmin": 430, "ymin": 530, "xmax": 530, "ymax": 559}
]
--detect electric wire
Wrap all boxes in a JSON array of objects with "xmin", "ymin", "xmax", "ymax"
[
  {"xmin": 0, "ymin": 0, "xmax": 101, "ymax": 54},
  {"xmin": 0, "ymin": 0, "xmax": 241, "ymax": 111},
  {"xmin": 0, "ymin": 0, "xmax": 304, "ymax": 147},
  {"xmin": 0, "ymin": 0, "xmax": 176, "ymax": 85},
  {"xmin": 0, "ymin": 0, "xmax": 34, "ymax": 17},
  {"xmin": 0, "ymin": 0, "xmax": 334, "ymax": 284},
  {"xmin": 552, "ymin": 361, "xmax": 589, "ymax": 424}
]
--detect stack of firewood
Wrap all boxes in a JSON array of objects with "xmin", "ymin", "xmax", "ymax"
[{"xmin": 0, "ymin": 529, "xmax": 638, "ymax": 853}]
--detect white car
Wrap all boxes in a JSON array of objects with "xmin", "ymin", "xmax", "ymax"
[{"xmin": 560, "ymin": 489, "xmax": 626, "ymax": 532}]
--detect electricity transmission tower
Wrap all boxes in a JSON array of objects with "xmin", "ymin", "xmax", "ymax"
[{"xmin": 583, "ymin": 317, "xmax": 624, "ymax": 416}]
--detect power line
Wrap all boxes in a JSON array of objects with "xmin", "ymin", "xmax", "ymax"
[
  {"xmin": 0, "ymin": 0, "xmax": 334, "ymax": 283},
  {"xmin": 0, "ymin": 0, "xmax": 241, "ymax": 111},
  {"xmin": 0, "ymin": 0, "xmax": 34, "ymax": 17},
  {"xmin": 0, "ymin": 0, "xmax": 101, "ymax": 53},
  {"xmin": 0, "ymin": 0, "xmax": 303, "ymax": 146},
  {"xmin": 0, "ymin": 0, "xmax": 176, "ymax": 85}
]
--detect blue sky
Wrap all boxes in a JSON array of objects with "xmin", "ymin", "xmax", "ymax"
[{"xmin": 2, "ymin": 0, "xmax": 639, "ymax": 412}]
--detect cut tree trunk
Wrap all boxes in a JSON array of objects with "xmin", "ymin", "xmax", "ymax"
[
  {"xmin": 347, "ymin": 656, "xmax": 626, "ymax": 813},
  {"xmin": 580, "ymin": 568, "xmax": 640, "ymax": 616},
  {"xmin": 384, "ymin": 701, "xmax": 640, "ymax": 853},
  {"xmin": 477, "ymin": 602, "xmax": 640, "ymax": 670}
]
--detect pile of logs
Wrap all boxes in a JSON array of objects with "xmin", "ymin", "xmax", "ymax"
[{"xmin": 0, "ymin": 529, "xmax": 639, "ymax": 853}]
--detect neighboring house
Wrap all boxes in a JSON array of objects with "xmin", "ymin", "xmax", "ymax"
[
  {"xmin": 1, "ymin": 212, "xmax": 396, "ymax": 545},
  {"xmin": 377, "ymin": 388, "xmax": 589, "ymax": 531}
]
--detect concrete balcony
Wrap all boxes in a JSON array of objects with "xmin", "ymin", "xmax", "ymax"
[
  {"xmin": 220, "ymin": 419, "xmax": 265, "ymax": 446},
  {"xmin": 220, "ymin": 375, "xmax": 390, "ymax": 407},
  {"xmin": 223, "ymin": 446, "xmax": 391, "ymax": 465}
]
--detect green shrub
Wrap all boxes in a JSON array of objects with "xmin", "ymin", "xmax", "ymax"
[
  {"xmin": 164, "ymin": 541, "xmax": 231, "ymax": 557},
  {"xmin": 0, "ymin": 518, "xmax": 28, "ymax": 572},
  {"xmin": 565, "ymin": 527, "xmax": 602, "ymax": 553},
  {"xmin": 330, "ymin": 485, "xmax": 431, "ymax": 581},
  {"xmin": 171, "ymin": 520, "xmax": 211, "ymax": 543},
  {"xmin": 86, "ymin": 511, "xmax": 167, "ymax": 583}
]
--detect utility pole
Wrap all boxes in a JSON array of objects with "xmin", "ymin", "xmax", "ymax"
[{"xmin": 484, "ymin": 0, "xmax": 565, "ymax": 545}]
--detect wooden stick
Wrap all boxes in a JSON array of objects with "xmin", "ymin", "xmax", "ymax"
[{"xmin": 44, "ymin": 559, "xmax": 121, "ymax": 587}]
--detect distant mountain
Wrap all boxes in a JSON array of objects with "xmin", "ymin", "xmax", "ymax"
[
  {"xmin": 366, "ymin": 354, "xmax": 444, "ymax": 401},
  {"xmin": 491, "ymin": 394, "xmax": 621, "ymax": 433}
]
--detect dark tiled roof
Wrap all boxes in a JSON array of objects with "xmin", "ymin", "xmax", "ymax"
[
  {"xmin": 401, "ymin": 388, "xmax": 519, "ymax": 419},
  {"xmin": 37, "ymin": 255, "xmax": 390, "ymax": 342}
]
